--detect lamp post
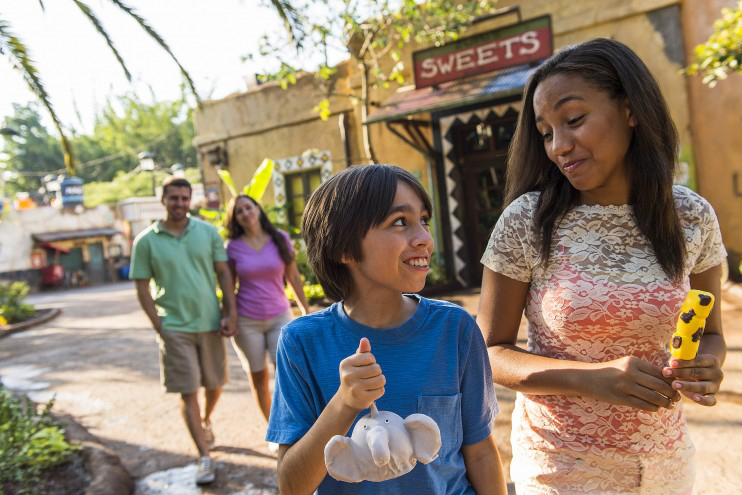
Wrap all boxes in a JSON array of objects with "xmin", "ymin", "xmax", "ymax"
[
  {"xmin": 138, "ymin": 151, "xmax": 156, "ymax": 197},
  {"xmin": 171, "ymin": 162, "xmax": 186, "ymax": 178},
  {"xmin": 0, "ymin": 126, "xmax": 20, "ymax": 137}
]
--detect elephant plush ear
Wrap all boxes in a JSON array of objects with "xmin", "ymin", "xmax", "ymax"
[
  {"xmin": 404, "ymin": 413, "xmax": 441, "ymax": 464},
  {"xmin": 325, "ymin": 435, "xmax": 363, "ymax": 482}
]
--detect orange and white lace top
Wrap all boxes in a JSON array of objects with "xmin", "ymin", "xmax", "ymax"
[{"xmin": 481, "ymin": 186, "xmax": 725, "ymax": 459}]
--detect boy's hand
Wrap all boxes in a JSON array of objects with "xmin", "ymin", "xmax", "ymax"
[
  {"xmin": 663, "ymin": 354, "xmax": 723, "ymax": 406},
  {"xmin": 338, "ymin": 338, "xmax": 385, "ymax": 412}
]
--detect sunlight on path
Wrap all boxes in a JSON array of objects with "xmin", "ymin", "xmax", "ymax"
[
  {"xmin": 135, "ymin": 463, "xmax": 278, "ymax": 495},
  {"xmin": 0, "ymin": 364, "xmax": 50, "ymax": 390}
]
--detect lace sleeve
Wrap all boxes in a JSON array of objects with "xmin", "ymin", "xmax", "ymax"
[
  {"xmin": 691, "ymin": 197, "xmax": 727, "ymax": 274},
  {"xmin": 675, "ymin": 186, "xmax": 727, "ymax": 274},
  {"xmin": 480, "ymin": 193, "xmax": 537, "ymax": 283}
]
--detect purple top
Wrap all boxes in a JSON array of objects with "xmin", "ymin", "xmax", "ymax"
[{"xmin": 226, "ymin": 230, "xmax": 294, "ymax": 320}]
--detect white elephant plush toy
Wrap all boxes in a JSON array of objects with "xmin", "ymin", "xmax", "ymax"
[{"xmin": 324, "ymin": 403, "xmax": 441, "ymax": 483}]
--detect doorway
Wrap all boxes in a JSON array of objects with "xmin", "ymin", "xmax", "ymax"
[{"xmin": 453, "ymin": 116, "xmax": 516, "ymax": 283}]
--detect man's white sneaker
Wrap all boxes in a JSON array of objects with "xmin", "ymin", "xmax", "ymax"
[
  {"xmin": 268, "ymin": 442, "xmax": 279, "ymax": 453},
  {"xmin": 195, "ymin": 456, "xmax": 215, "ymax": 485}
]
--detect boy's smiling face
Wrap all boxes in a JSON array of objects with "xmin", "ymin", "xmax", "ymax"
[{"xmin": 343, "ymin": 180, "xmax": 434, "ymax": 300}]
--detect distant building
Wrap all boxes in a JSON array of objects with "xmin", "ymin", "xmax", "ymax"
[{"xmin": 0, "ymin": 205, "xmax": 124, "ymax": 288}]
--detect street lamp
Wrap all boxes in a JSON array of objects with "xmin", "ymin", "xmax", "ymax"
[
  {"xmin": 171, "ymin": 162, "xmax": 186, "ymax": 178},
  {"xmin": 0, "ymin": 126, "xmax": 20, "ymax": 137},
  {"xmin": 138, "ymin": 151, "xmax": 156, "ymax": 197}
]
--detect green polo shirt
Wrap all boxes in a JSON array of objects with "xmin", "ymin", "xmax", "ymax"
[{"xmin": 130, "ymin": 216, "xmax": 227, "ymax": 333}]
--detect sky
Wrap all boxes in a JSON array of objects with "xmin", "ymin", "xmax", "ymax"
[{"xmin": 0, "ymin": 0, "xmax": 293, "ymax": 133}]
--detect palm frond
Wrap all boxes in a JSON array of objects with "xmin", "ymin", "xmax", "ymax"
[
  {"xmin": 108, "ymin": 0, "xmax": 200, "ymax": 104},
  {"xmin": 38, "ymin": 0, "xmax": 45, "ymax": 12},
  {"xmin": 0, "ymin": 20, "xmax": 76, "ymax": 175},
  {"xmin": 73, "ymin": 0, "xmax": 132, "ymax": 81},
  {"xmin": 269, "ymin": 0, "xmax": 305, "ymax": 50}
]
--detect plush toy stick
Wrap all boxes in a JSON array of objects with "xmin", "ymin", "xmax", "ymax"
[{"xmin": 670, "ymin": 289, "xmax": 715, "ymax": 361}]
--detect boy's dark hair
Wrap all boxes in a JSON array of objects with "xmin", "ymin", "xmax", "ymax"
[
  {"xmin": 302, "ymin": 165, "xmax": 432, "ymax": 302},
  {"xmin": 224, "ymin": 194, "xmax": 293, "ymax": 265},
  {"xmin": 161, "ymin": 176, "xmax": 192, "ymax": 197},
  {"xmin": 506, "ymin": 37, "xmax": 685, "ymax": 281}
]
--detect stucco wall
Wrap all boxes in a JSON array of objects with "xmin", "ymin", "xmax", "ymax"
[
  {"xmin": 193, "ymin": 63, "xmax": 359, "ymax": 204},
  {"xmin": 681, "ymin": 0, "xmax": 742, "ymax": 259}
]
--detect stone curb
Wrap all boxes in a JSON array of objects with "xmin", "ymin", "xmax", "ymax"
[
  {"xmin": 55, "ymin": 414, "xmax": 134, "ymax": 495},
  {"xmin": 0, "ymin": 307, "xmax": 61, "ymax": 339}
]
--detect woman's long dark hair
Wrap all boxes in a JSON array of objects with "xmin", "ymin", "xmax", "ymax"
[
  {"xmin": 506, "ymin": 38, "xmax": 685, "ymax": 281},
  {"xmin": 225, "ymin": 195, "xmax": 293, "ymax": 265}
]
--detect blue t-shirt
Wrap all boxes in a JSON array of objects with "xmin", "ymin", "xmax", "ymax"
[{"xmin": 266, "ymin": 295, "xmax": 498, "ymax": 494}]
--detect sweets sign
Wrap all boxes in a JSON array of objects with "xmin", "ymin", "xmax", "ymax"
[{"xmin": 413, "ymin": 16, "xmax": 552, "ymax": 88}]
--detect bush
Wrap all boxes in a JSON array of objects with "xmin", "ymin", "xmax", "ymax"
[
  {"xmin": 286, "ymin": 282, "xmax": 326, "ymax": 304},
  {"xmin": 0, "ymin": 282, "xmax": 36, "ymax": 324},
  {"xmin": 0, "ymin": 386, "xmax": 80, "ymax": 494}
]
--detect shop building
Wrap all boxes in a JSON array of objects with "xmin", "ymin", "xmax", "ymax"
[{"xmin": 193, "ymin": 0, "xmax": 742, "ymax": 286}]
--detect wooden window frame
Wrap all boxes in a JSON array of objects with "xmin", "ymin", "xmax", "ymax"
[{"xmin": 284, "ymin": 168, "xmax": 322, "ymax": 230}]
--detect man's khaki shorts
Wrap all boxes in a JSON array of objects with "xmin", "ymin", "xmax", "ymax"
[{"xmin": 157, "ymin": 329, "xmax": 228, "ymax": 394}]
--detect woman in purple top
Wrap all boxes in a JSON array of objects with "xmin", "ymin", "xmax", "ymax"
[{"xmin": 225, "ymin": 195, "xmax": 310, "ymax": 426}]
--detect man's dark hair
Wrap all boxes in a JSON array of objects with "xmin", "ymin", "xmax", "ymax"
[
  {"xmin": 302, "ymin": 164, "xmax": 432, "ymax": 302},
  {"xmin": 161, "ymin": 176, "xmax": 192, "ymax": 197},
  {"xmin": 505, "ymin": 37, "xmax": 685, "ymax": 281}
]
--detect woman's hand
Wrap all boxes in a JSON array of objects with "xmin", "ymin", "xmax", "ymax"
[
  {"xmin": 663, "ymin": 354, "xmax": 723, "ymax": 406},
  {"xmin": 584, "ymin": 356, "xmax": 680, "ymax": 411}
]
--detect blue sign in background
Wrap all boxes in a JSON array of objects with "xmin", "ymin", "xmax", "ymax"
[{"xmin": 60, "ymin": 176, "xmax": 84, "ymax": 207}]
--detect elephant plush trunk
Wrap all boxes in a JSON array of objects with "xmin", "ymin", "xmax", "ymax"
[{"xmin": 366, "ymin": 425, "xmax": 390, "ymax": 467}]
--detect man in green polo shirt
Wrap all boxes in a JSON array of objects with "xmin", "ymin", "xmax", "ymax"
[{"xmin": 130, "ymin": 176, "xmax": 237, "ymax": 485}]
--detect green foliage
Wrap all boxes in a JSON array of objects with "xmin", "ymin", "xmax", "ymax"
[
  {"xmin": 0, "ymin": 282, "xmax": 35, "ymax": 324},
  {"xmin": 198, "ymin": 207, "xmax": 229, "ymax": 240},
  {"xmin": 0, "ymin": 386, "xmax": 80, "ymax": 494},
  {"xmin": 286, "ymin": 282, "xmax": 325, "ymax": 303},
  {"xmin": 244, "ymin": 158, "xmax": 275, "ymax": 201},
  {"xmin": 293, "ymin": 243, "xmax": 318, "ymax": 285},
  {"xmin": 0, "ymin": 103, "xmax": 64, "ymax": 195},
  {"xmin": 686, "ymin": 1, "xmax": 742, "ymax": 86},
  {"xmin": 1, "ymin": 94, "xmax": 197, "ymax": 198},
  {"xmin": 75, "ymin": 92, "xmax": 197, "ymax": 183},
  {"xmin": 83, "ymin": 167, "xmax": 201, "ymax": 208},
  {"xmin": 215, "ymin": 159, "xmax": 275, "ymax": 201},
  {"xmin": 286, "ymin": 241, "xmax": 325, "ymax": 303},
  {"xmin": 426, "ymin": 253, "xmax": 447, "ymax": 286}
]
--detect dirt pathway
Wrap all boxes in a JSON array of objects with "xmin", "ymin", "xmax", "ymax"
[{"xmin": 0, "ymin": 281, "xmax": 740, "ymax": 494}]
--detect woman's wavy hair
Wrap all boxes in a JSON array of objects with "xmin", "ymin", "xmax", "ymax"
[
  {"xmin": 506, "ymin": 38, "xmax": 685, "ymax": 281},
  {"xmin": 225, "ymin": 195, "xmax": 292, "ymax": 265}
]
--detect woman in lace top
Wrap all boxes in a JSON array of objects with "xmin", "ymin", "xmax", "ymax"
[{"xmin": 477, "ymin": 39, "xmax": 726, "ymax": 495}]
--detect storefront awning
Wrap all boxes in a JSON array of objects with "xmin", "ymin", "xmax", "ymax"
[
  {"xmin": 37, "ymin": 242, "xmax": 71, "ymax": 253},
  {"xmin": 365, "ymin": 63, "xmax": 539, "ymax": 124},
  {"xmin": 33, "ymin": 228, "xmax": 121, "ymax": 243}
]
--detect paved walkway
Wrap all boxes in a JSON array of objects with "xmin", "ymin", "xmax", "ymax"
[{"xmin": 0, "ymin": 281, "xmax": 740, "ymax": 494}]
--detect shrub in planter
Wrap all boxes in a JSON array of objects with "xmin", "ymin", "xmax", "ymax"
[
  {"xmin": 0, "ymin": 385, "xmax": 80, "ymax": 494},
  {"xmin": 0, "ymin": 282, "xmax": 35, "ymax": 324}
]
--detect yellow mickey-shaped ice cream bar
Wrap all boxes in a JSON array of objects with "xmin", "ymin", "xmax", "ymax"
[{"xmin": 670, "ymin": 289, "xmax": 715, "ymax": 361}]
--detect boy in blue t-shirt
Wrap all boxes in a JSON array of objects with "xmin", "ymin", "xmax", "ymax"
[{"xmin": 266, "ymin": 165, "xmax": 506, "ymax": 494}]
